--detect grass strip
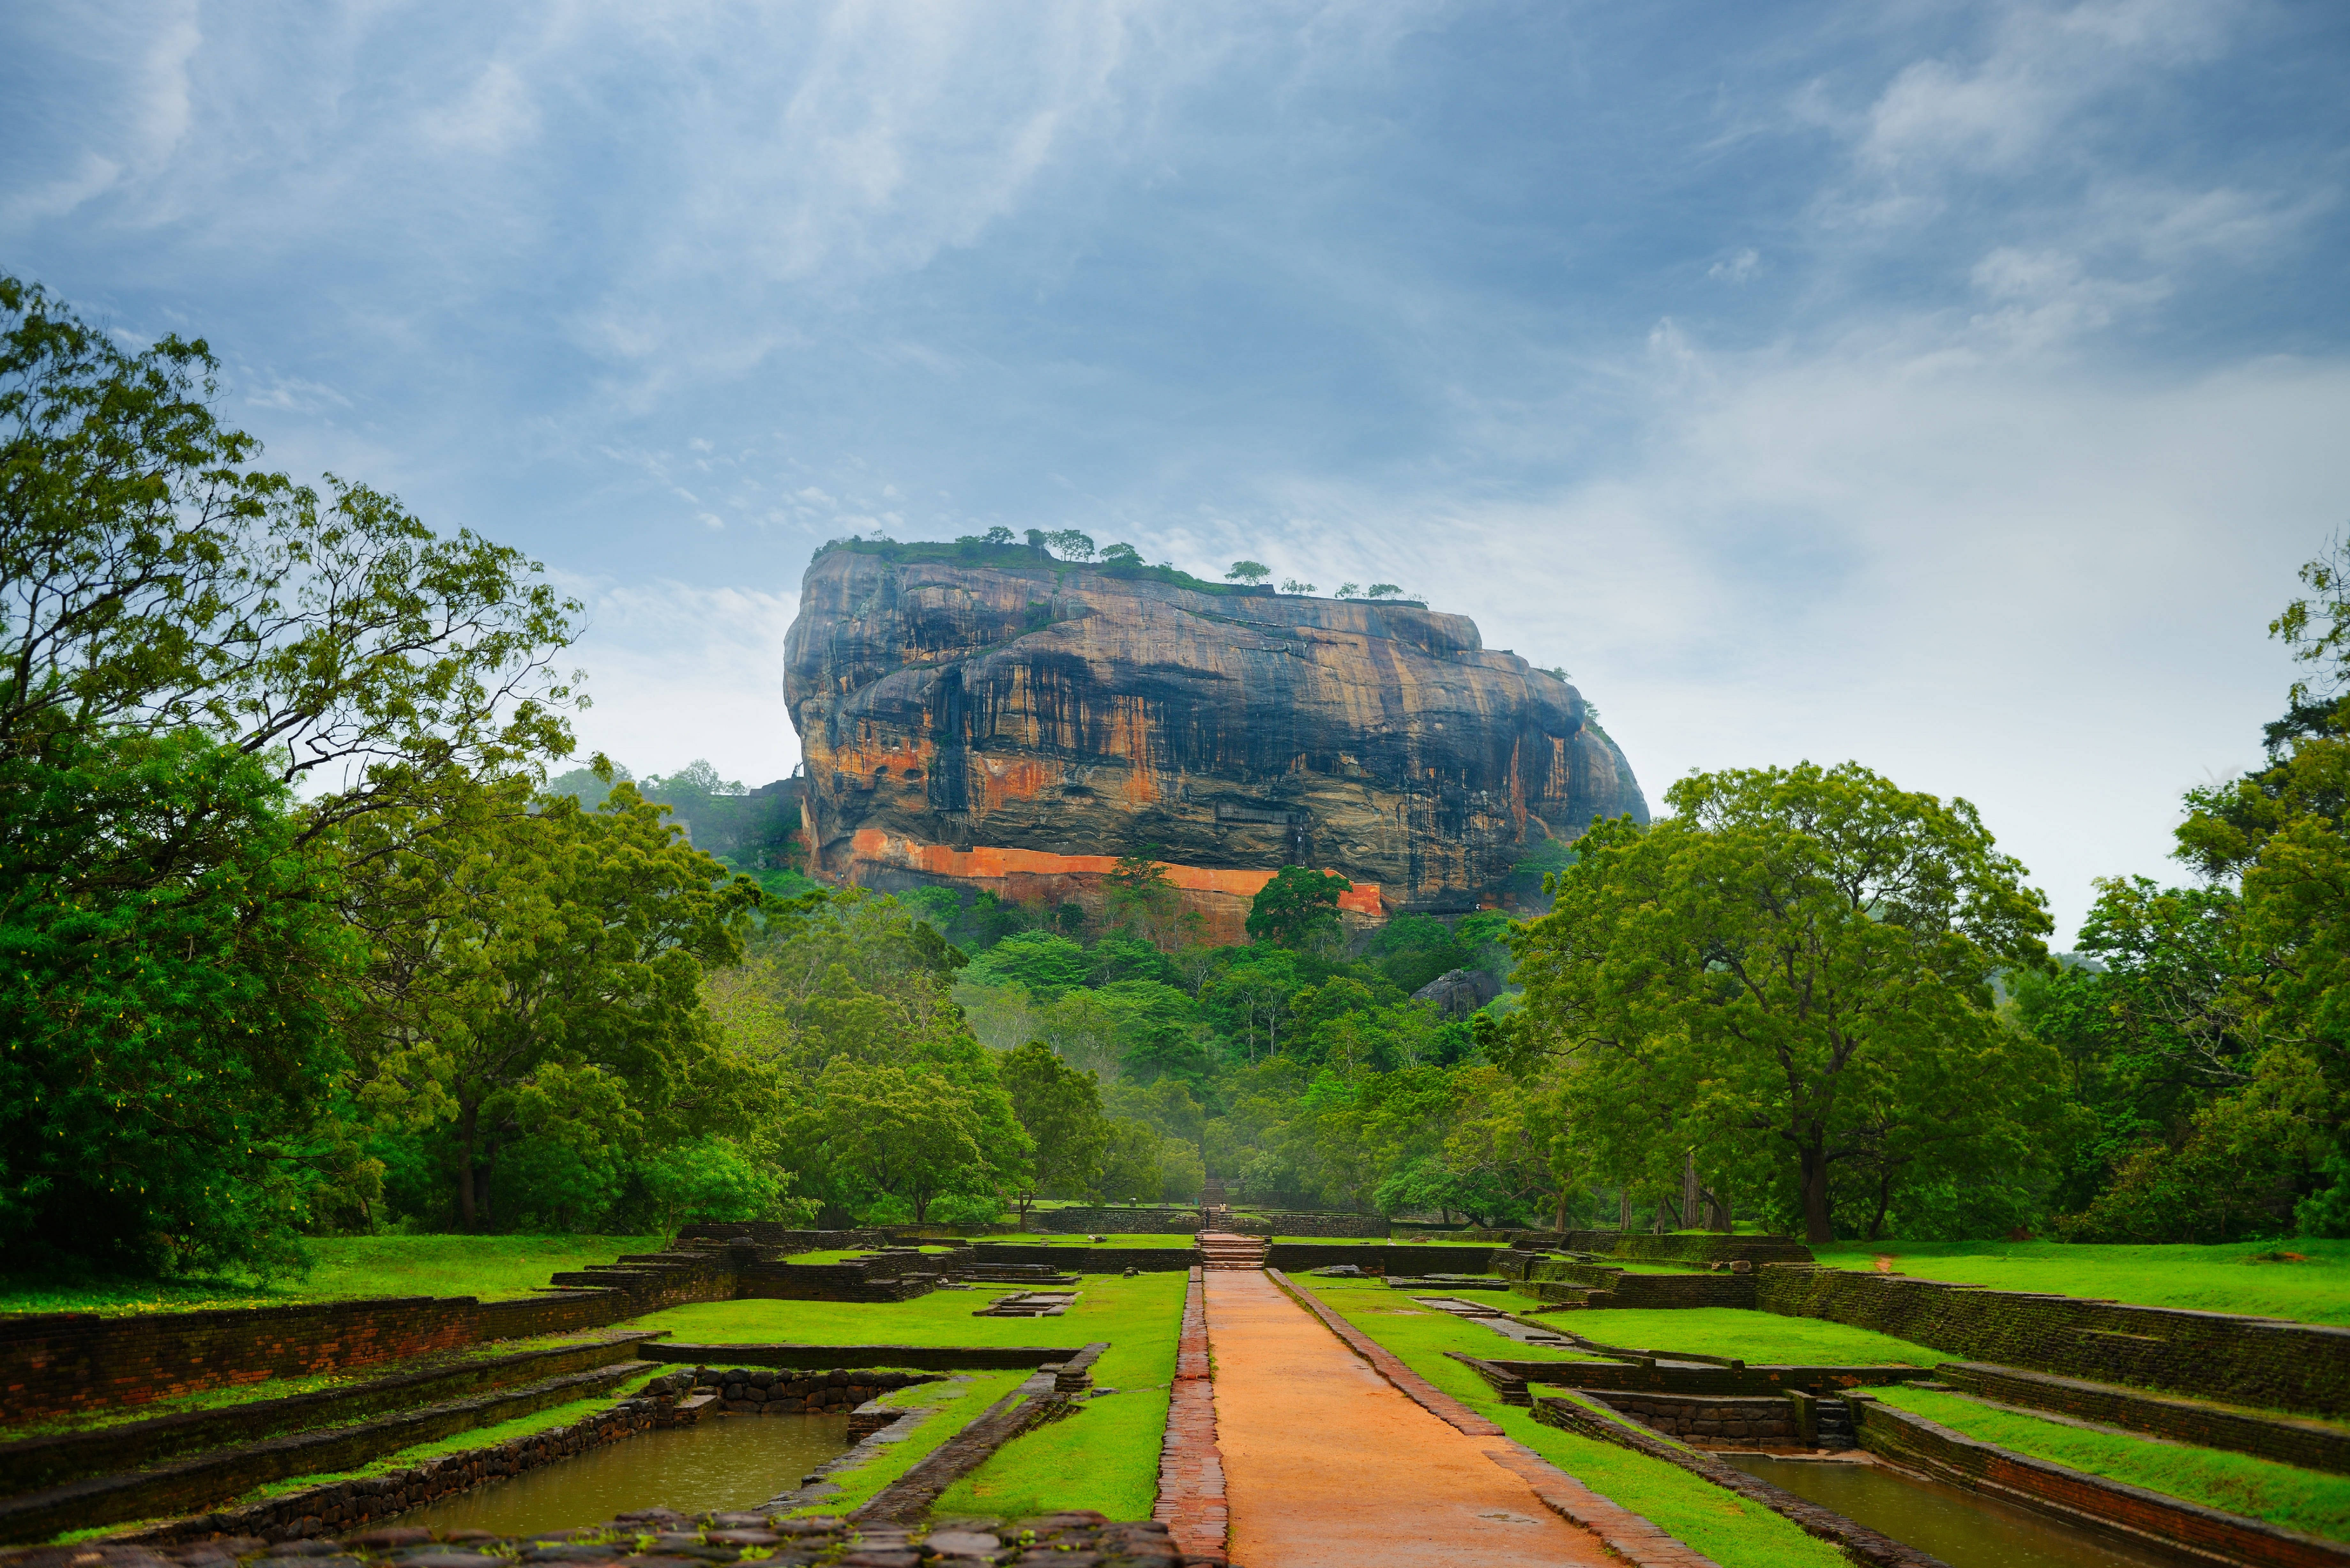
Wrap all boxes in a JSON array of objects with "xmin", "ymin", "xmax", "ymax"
[
  {"xmin": 45, "ymin": 1370, "xmax": 670, "ymax": 1545},
  {"xmin": 1810, "ymin": 1239, "xmax": 2350, "ymax": 1326},
  {"xmin": 1556, "ymin": 1306, "xmax": 1942, "ymax": 1366},
  {"xmin": 792, "ymin": 1373, "xmax": 1027, "ymax": 1517},
  {"xmin": 929, "ymin": 1273, "xmax": 1188, "ymax": 1522},
  {"xmin": 2, "ymin": 1235, "xmax": 667, "ymax": 1317},
  {"xmin": 1297, "ymin": 1278, "xmax": 1850, "ymax": 1568},
  {"xmin": 636, "ymin": 1270, "xmax": 1187, "ymax": 1358},
  {"xmin": 1876, "ymin": 1385, "xmax": 2350, "ymax": 1541}
]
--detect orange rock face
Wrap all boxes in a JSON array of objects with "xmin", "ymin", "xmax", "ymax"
[{"xmin": 783, "ymin": 545, "xmax": 1647, "ymax": 928}]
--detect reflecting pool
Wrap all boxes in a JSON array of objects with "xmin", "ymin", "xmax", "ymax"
[
  {"xmin": 1721, "ymin": 1454, "xmax": 2180, "ymax": 1568},
  {"xmin": 394, "ymin": 1413, "xmax": 854, "ymax": 1536}
]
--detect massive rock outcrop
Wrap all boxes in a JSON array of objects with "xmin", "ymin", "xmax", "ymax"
[{"xmin": 783, "ymin": 543, "xmax": 1646, "ymax": 938}]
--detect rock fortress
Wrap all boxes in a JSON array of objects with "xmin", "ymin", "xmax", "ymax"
[{"xmin": 783, "ymin": 539, "xmax": 1649, "ymax": 941}]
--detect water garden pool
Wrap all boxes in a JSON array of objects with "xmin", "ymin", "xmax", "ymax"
[
  {"xmin": 1722, "ymin": 1454, "xmax": 2180, "ymax": 1568},
  {"xmin": 392, "ymin": 1413, "xmax": 853, "ymax": 1535}
]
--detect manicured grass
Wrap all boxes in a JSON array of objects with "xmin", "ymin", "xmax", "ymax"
[
  {"xmin": 1812, "ymin": 1239, "xmax": 2350, "ymax": 1326},
  {"xmin": 635, "ymin": 1271, "xmax": 1187, "ymax": 1368},
  {"xmin": 1295, "ymin": 1279, "xmax": 1850, "ymax": 1568},
  {"xmin": 993, "ymin": 1233, "xmax": 1200, "ymax": 1249},
  {"xmin": 1877, "ymin": 1385, "xmax": 2350, "ymax": 1541},
  {"xmin": 0, "ymin": 1234, "xmax": 663, "ymax": 1317},
  {"xmin": 51, "ymin": 1369, "xmax": 674, "ymax": 1543},
  {"xmin": 636, "ymin": 1274, "xmax": 1189, "ymax": 1522},
  {"xmin": 931, "ymin": 1279, "xmax": 1187, "ymax": 1521},
  {"xmin": 794, "ymin": 1372, "xmax": 1027, "ymax": 1517},
  {"xmin": 1567, "ymin": 1307, "xmax": 1942, "ymax": 1366}
]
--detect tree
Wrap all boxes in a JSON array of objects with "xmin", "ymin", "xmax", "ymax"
[
  {"xmin": 1100, "ymin": 542, "xmax": 1144, "ymax": 567},
  {"xmin": 346, "ymin": 777, "xmax": 760, "ymax": 1230},
  {"xmin": 1226, "ymin": 561, "xmax": 1271, "ymax": 585},
  {"xmin": 1104, "ymin": 847, "xmax": 1188, "ymax": 949},
  {"xmin": 0, "ymin": 276, "xmax": 580, "ymax": 841},
  {"xmin": 1095, "ymin": 1119, "xmax": 1164, "ymax": 1203},
  {"xmin": 1044, "ymin": 530, "xmax": 1095, "ymax": 561},
  {"xmin": 0, "ymin": 731, "xmax": 360, "ymax": 1276},
  {"xmin": 1280, "ymin": 579, "xmax": 1315, "ymax": 595},
  {"xmin": 1501, "ymin": 762, "xmax": 2054, "ymax": 1242},
  {"xmin": 1247, "ymin": 865, "xmax": 1353, "ymax": 949},
  {"xmin": 999, "ymin": 1041, "xmax": 1108, "ymax": 1224},
  {"xmin": 1335, "ymin": 583, "xmax": 1361, "ymax": 599},
  {"xmin": 1367, "ymin": 584, "xmax": 1402, "ymax": 599},
  {"xmin": 801, "ymin": 1057, "xmax": 1029, "ymax": 1223}
]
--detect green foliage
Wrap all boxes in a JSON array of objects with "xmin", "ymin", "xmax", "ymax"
[
  {"xmin": 1878, "ymin": 1385, "xmax": 2350, "ymax": 1538},
  {"xmin": 1225, "ymin": 560, "xmax": 1270, "ymax": 584},
  {"xmin": 0, "ymin": 731, "xmax": 360, "ymax": 1276},
  {"xmin": 1246, "ymin": 864, "xmax": 1353, "ymax": 948},
  {"xmin": 344, "ymin": 774, "xmax": 762, "ymax": 1229},
  {"xmin": 967, "ymin": 931, "xmax": 1093, "ymax": 999},
  {"xmin": 1000, "ymin": 1041, "xmax": 1109, "ymax": 1215},
  {"xmin": 0, "ymin": 275, "xmax": 581, "ymax": 1276},
  {"xmin": 1505, "ymin": 762, "xmax": 2055, "ymax": 1243}
]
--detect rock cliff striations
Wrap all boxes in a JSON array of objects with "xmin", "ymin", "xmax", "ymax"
[{"xmin": 783, "ymin": 543, "xmax": 1646, "ymax": 938}]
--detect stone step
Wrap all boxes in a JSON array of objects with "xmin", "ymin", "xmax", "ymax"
[{"xmin": 0, "ymin": 1331, "xmax": 664, "ymax": 1497}]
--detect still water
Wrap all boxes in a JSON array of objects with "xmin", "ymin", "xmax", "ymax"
[
  {"xmin": 394, "ymin": 1414, "xmax": 854, "ymax": 1536},
  {"xmin": 1722, "ymin": 1455, "xmax": 2179, "ymax": 1568}
]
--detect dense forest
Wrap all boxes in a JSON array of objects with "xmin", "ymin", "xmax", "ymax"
[{"xmin": 6, "ymin": 272, "xmax": 2349, "ymax": 1285}]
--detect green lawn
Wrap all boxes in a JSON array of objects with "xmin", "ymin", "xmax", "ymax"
[
  {"xmin": 795, "ymin": 1372, "xmax": 1028, "ymax": 1517},
  {"xmin": 1, "ymin": 1234, "xmax": 662, "ymax": 1317},
  {"xmin": 1876, "ymin": 1385, "xmax": 2350, "ymax": 1540},
  {"xmin": 1295, "ymin": 1279, "xmax": 1849, "ymax": 1568},
  {"xmin": 1568, "ymin": 1307, "xmax": 1942, "ymax": 1366},
  {"xmin": 634, "ymin": 1275, "xmax": 1189, "ymax": 1523},
  {"xmin": 1812, "ymin": 1239, "xmax": 2350, "ymax": 1326},
  {"xmin": 990, "ymin": 1233, "xmax": 1200, "ymax": 1249}
]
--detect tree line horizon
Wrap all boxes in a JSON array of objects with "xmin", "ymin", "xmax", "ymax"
[{"xmin": 4, "ymin": 272, "xmax": 2343, "ymax": 1285}]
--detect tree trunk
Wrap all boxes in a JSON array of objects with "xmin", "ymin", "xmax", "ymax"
[
  {"xmin": 1553, "ymin": 1189, "xmax": 1568, "ymax": 1231},
  {"xmin": 1799, "ymin": 1140, "xmax": 1834, "ymax": 1244},
  {"xmin": 457, "ymin": 1105, "xmax": 479, "ymax": 1233},
  {"xmin": 1706, "ymin": 1186, "xmax": 1732, "ymax": 1233},
  {"xmin": 1618, "ymin": 1187, "xmax": 1633, "ymax": 1231},
  {"xmin": 1682, "ymin": 1152, "xmax": 1700, "ymax": 1234},
  {"xmin": 1866, "ymin": 1168, "xmax": 1894, "ymax": 1241}
]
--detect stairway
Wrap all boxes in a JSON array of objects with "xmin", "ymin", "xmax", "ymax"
[
  {"xmin": 1199, "ymin": 1231, "xmax": 1268, "ymax": 1270},
  {"xmin": 1815, "ymin": 1398, "xmax": 1857, "ymax": 1451}
]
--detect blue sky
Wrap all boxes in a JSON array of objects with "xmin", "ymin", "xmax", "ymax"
[{"xmin": 5, "ymin": 0, "xmax": 2347, "ymax": 938}]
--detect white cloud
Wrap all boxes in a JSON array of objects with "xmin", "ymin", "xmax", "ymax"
[
  {"xmin": 563, "ymin": 579, "xmax": 802, "ymax": 787},
  {"xmin": 1709, "ymin": 247, "xmax": 1760, "ymax": 283}
]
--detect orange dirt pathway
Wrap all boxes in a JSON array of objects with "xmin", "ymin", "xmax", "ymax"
[{"xmin": 1205, "ymin": 1270, "xmax": 1619, "ymax": 1568}]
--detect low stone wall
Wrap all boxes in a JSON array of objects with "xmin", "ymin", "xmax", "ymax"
[
  {"xmin": 697, "ymin": 1366, "xmax": 941, "ymax": 1415},
  {"xmin": 1854, "ymin": 1395, "xmax": 2349, "ymax": 1568},
  {"xmin": 1529, "ymin": 1393, "xmax": 1947, "ymax": 1568},
  {"xmin": 1033, "ymin": 1207, "xmax": 1202, "ymax": 1234},
  {"xmin": 0, "ymin": 1358, "xmax": 658, "ymax": 1544},
  {"xmin": 1758, "ymin": 1266, "xmax": 2350, "ymax": 1417},
  {"xmin": 1581, "ymin": 1390, "xmax": 1798, "ymax": 1447},
  {"xmin": 0, "ymin": 1291, "xmax": 656, "ymax": 1428},
  {"xmin": 973, "ymin": 1244, "xmax": 1197, "ymax": 1273},
  {"xmin": 0, "ymin": 1333, "xmax": 660, "ymax": 1496},
  {"xmin": 1231, "ymin": 1212, "xmax": 1389, "ymax": 1238},
  {"xmin": 114, "ymin": 1372, "xmax": 701, "ymax": 1545},
  {"xmin": 674, "ymin": 1224, "xmax": 888, "ymax": 1249},
  {"xmin": 1265, "ymin": 1242, "xmax": 1501, "ymax": 1274},
  {"xmin": 1938, "ymin": 1361, "xmax": 2350, "ymax": 1475},
  {"xmin": 1490, "ymin": 1358, "xmax": 1933, "ymax": 1397},
  {"xmin": 734, "ymin": 1261, "xmax": 941, "ymax": 1302}
]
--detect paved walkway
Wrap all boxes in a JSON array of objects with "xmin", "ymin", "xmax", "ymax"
[{"xmin": 1205, "ymin": 1271, "xmax": 1621, "ymax": 1568}]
